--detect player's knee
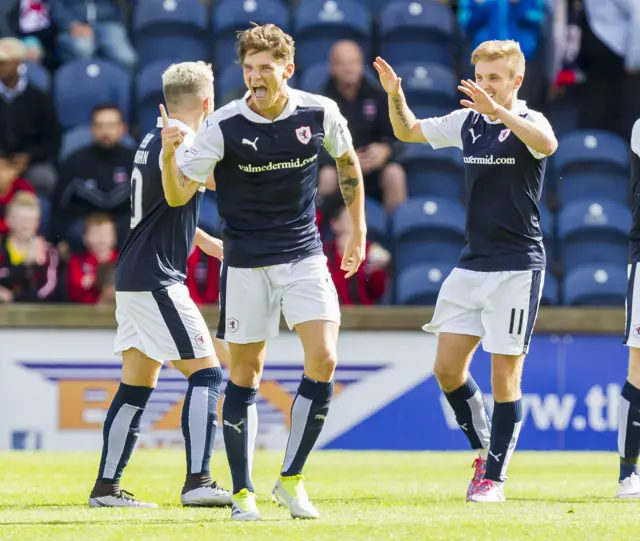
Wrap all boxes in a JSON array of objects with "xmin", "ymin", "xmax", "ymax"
[
  {"xmin": 491, "ymin": 354, "xmax": 524, "ymax": 402},
  {"xmin": 628, "ymin": 347, "xmax": 640, "ymax": 388},
  {"xmin": 433, "ymin": 358, "xmax": 467, "ymax": 392},
  {"xmin": 304, "ymin": 345, "xmax": 337, "ymax": 382}
]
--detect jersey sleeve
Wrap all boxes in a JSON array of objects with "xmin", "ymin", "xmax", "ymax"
[
  {"xmin": 419, "ymin": 109, "xmax": 470, "ymax": 150},
  {"xmin": 524, "ymin": 110, "xmax": 557, "ymax": 159},
  {"xmin": 322, "ymin": 99, "xmax": 353, "ymax": 158},
  {"xmin": 632, "ymin": 119, "xmax": 640, "ymax": 157},
  {"xmin": 176, "ymin": 115, "xmax": 225, "ymax": 183}
]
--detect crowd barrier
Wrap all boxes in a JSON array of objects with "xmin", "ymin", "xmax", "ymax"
[{"xmin": 0, "ymin": 305, "xmax": 628, "ymax": 451}]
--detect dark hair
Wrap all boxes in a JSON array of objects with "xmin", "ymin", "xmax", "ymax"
[
  {"xmin": 321, "ymin": 192, "xmax": 347, "ymax": 225},
  {"xmin": 91, "ymin": 103, "xmax": 123, "ymax": 122}
]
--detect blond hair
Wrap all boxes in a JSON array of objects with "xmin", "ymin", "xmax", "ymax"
[
  {"xmin": 162, "ymin": 61, "xmax": 214, "ymax": 108},
  {"xmin": 471, "ymin": 40, "xmax": 525, "ymax": 78},
  {"xmin": 8, "ymin": 191, "xmax": 40, "ymax": 213},
  {"xmin": 237, "ymin": 23, "xmax": 295, "ymax": 64}
]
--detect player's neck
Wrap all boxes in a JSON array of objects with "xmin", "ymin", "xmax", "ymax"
[{"xmin": 247, "ymin": 92, "xmax": 289, "ymax": 121}]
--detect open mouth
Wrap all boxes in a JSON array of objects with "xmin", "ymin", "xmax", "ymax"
[{"xmin": 252, "ymin": 85, "xmax": 268, "ymax": 100}]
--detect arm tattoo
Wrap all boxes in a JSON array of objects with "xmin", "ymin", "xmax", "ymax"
[
  {"xmin": 336, "ymin": 154, "xmax": 360, "ymax": 208},
  {"xmin": 392, "ymin": 96, "xmax": 410, "ymax": 129},
  {"xmin": 177, "ymin": 170, "xmax": 185, "ymax": 187}
]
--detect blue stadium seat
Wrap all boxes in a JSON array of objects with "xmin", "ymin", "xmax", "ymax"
[
  {"xmin": 412, "ymin": 105, "xmax": 452, "ymax": 122},
  {"xmin": 299, "ymin": 61, "xmax": 377, "ymax": 93},
  {"xmin": 133, "ymin": 0, "xmax": 208, "ymax": 65},
  {"xmin": 60, "ymin": 125, "xmax": 137, "ymax": 162},
  {"xmin": 213, "ymin": 0, "xmax": 290, "ymax": 68},
  {"xmin": 294, "ymin": 0, "xmax": 371, "ymax": 68},
  {"xmin": 539, "ymin": 202, "xmax": 554, "ymax": 267},
  {"xmin": 554, "ymin": 130, "xmax": 629, "ymax": 204},
  {"xmin": 557, "ymin": 199, "xmax": 630, "ymax": 270},
  {"xmin": 217, "ymin": 63, "xmax": 247, "ymax": 105},
  {"xmin": 390, "ymin": 197, "xmax": 465, "ymax": 269},
  {"xmin": 23, "ymin": 61, "xmax": 50, "ymax": 93},
  {"xmin": 541, "ymin": 273, "xmax": 558, "ymax": 305},
  {"xmin": 379, "ymin": 0, "xmax": 455, "ymax": 66},
  {"xmin": 563, "ymin": 264, "xmax": 627, "ymax": 306},
  {"xmin": 394, "ymin": 63, "xmax": 457, "ymax": 109},
  {"xmin": 136, "ymin": 59, "xmax": 177, "ymax": 135},
  {"xmin": 198, "ymin": 191, "xmax": 222, "ymax": 237},
  {"xmin": 398, "ymin": 144, "xmax": 464, "ymax": 200},
  {"xmin": 395, "ymin": 262, "xmax": 453, "ymax": 305},
  {"xmin": 54, "ymin": 60, "xmax": 131, "ymax": 130},
  {"xmin": 365, "ymin": 197, "xmax": 388, "ymax": 246}
]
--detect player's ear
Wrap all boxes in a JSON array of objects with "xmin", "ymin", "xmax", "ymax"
[
  {"xmin": 283, "ymin": 60, "xmax": 295, "ymax": 81},
  {"xmin": 513, "ymin": 74, "xmax": 524, "ymax": 91}
]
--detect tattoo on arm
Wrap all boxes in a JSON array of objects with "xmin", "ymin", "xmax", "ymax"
[
  {"xmin": 392, "ymin": 97, "xmax": 410, "ymax": 129},
  {"xmin": 336, "ymin": 153, "xmax": 360, "ymax": 208},
  {"xmin": 177, "ymin": 170, "xmax": 185, "ymax": 187}
]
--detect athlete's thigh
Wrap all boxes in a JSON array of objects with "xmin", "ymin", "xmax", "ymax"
[
  {"xmin": 294, "ymin": 319, "xmax": 339, "ymax": 382},
  {"xmin": 481, "ymin": 270, "xmax": 544, "ymax": 356},
  {"xmin": 227, "ymin": 341, "xmax": 267, "ymax": 387},
  {"xmin": 121, "ymin": 347, "xmax": 163, "ymax": 387},
  {"xmin": 279, "ymin": 255, "xmax": 341, "ymax": 330},
  {"xmin": 422, "ymin": 268, "xmax": 483, "ymax": 338},
  {"xmin": 217, "ymin": 264, "xmax": 280, "ymax": 344}
]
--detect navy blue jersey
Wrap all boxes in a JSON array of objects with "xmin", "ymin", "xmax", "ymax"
[
  {"xmin": 420, "ymin": 101, "xmax": 554, "ymax": 272},
  {"xmin": 176, "ymin": 89, "xmax": 352, "ymax": 268},
  {"xmin": 630, "ymin": 119, "xmax": 640, "ymax": 262},
  {"xmin": 115, "ymin": 119, "xmax": 204, "ymax": 291}
]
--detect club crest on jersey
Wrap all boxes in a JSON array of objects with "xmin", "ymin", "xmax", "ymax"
[
  {"xmin": 295, "ymin": 126, "xmax": 312, "ymax": 145},
  {"xmin": 498, "ymin": 129, "xmax": 511, "ymax": 142}
]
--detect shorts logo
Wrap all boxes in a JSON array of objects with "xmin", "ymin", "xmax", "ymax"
[
  {"xmin": 186, "ymin": 147, "xmax": 200, "ymax": 157},
  {"xmin": 228, "ymin": 318, "xmax": 239, "ymax": 333},
  {"xmin": 295, "ymin": 126, "xmax": 312, "ymax": 145},
  {"xmin": 194, "ymin": 334, "xmax": 205, "ymax": 347},
  {"xmin": 499, "ymin": 129, "xmax": 511, "ymax": 142},
  {"xmin": 633, "ymin": 325, "xmax": 640, "ymax": 339}
]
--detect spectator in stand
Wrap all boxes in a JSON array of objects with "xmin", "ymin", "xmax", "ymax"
[
  {"xmin": 323, "ymin": 194, "xmax": 390, "ymax": 305},
  {"xmin": 50, "ymin": 0, "xmax": 137, "ymax": 70},
  {"xmin": 67, "ymin": 213, "xmax": 118, "ymax": 303},
  {"xmin": 95, "ymin": 260, "xmax": 115, "ymax": 305},
  {"xmin": 185, "ymin": 245, "xmax": 221, "ymax": 305},
  {"xmin": 0, "ymin": 149, "xmax": 35, "ymax": 235},
  {"xmin": 0, "ymin": 37, "xmax": 59, "ymax": 195},
  {"xmin": 318, "ymin": 40, "xmax": 407, "ymax": 213},
  {"xmin": 577, "ymin": 0, "xmax": 640, "ymax": 140},
  {"xmin": 0, "ymin": 191, "xmax": 59, "ymax": 303},
  {"xmin": 50, "ymin": 103, "xmax": 134, "ymax": 249},
  {"xmin": 458, "ymin": 0, "xmax": 548, "ymax": 110}
]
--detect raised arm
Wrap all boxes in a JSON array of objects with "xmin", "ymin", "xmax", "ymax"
[
  {"xmin": 373, "ymin": 57, "xmax": 427, "ymax": 143},
  {"xmin": 159, "ymin": 104, "xmax": 201, "ymax": 207}
]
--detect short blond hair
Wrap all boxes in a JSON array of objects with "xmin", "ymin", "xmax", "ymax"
[
  {"xmin": 8, "ymin": 191, "xmax": 40, "ymax": 213},
  {"xmin": 471, "ymin": 40, "xmax": 525, "ymax": 78},
  {"xmin": 237, "ymin": 23, "xmax": 295, "ymax": 64},
  {"xmin": 162, "ymin": 61, "xmax": 214, "ymax": 108}
]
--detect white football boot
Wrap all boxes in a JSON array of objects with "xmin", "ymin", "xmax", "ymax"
[
  {"xmin": 272, "ymin": 474, "xmax": 319, "ymax": 519},
  {"xmin": 466, "ymin": 479, "xmax": 506, "ymax": 503},
  {"xmin": 89, "ymin": 489, "xmax": 158, "ymax": 508},
  {"xmin": 617, "ymin": 473, "xmax": 640, "ymax": 499},
  {"xmin": 231, "ymin": 488, "xmax": 261, "ymax": 521},
  {"xmin": 182, "ymin": 481, "xmax": 233, "ymax": 507}
]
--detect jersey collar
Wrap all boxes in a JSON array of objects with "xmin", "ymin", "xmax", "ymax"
[
  {"xmin": 483, "ymin": 99, "xmax": 528, "ymax": 124},
  {"xmin": 239, "ymin": 88, "xmax": 300, "ymax": 123},
  {"xmin": 155, "ymin": 117, "xmax": 196, "ymax": 138}
]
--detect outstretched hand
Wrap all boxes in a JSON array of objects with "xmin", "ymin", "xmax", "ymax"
[
  {"xmin": 458, "ymin": 79, "xmax": 499, "ymax": 115},
  {"xmin": 373, "ymin": 57, "xmax": 402, "ymax": 97},
  {"xmin": 159, "ymin": 104, "xmax": 185, "ymax": 160}
]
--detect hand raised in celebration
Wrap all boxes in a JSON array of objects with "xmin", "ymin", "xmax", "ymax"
[
  {"xmin": 458, "ymin": 79, "xmax": 499, "ymax": 115},
  {"xmin": 159, "ymin": 104, "xmax": 185, "ymax": 160},
  {"xmin": 373, "ymin": 57, "xmax": 402, "ymax": 97}
]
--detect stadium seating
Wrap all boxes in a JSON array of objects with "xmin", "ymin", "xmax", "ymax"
[
  {"xmin": 394, "ymin": 62, "xmax": 457, "ymax": 109},
  {"xmin": 299, "ymin": 61, "xmax": 378, "ymax": 93},
  {"xmin": 539, "ymin": 202, "xmax": 554, "ymax": 267},
  {"xmin": 54, "ymin": 59, "xmax": 131, "ymax": 130},
  {"xmin": 563, "ymin": 264, "xmax": 627, "ymax": 306},
  {"xmin": 213, "ymin": 0, "xmax": 291, "ymax": 68},
  {"xmin": 60, "ymin": 125, "xmax": 137, "ymax": 162},
  {"xmin": 554, "ymin": 130, "xmax": 630, "ymax": 205},
  {"xmin": 379, "ymin": 0, "xmax": 455, "ymax": 66},
  {"xmin": 395, "ymin": 262, "xmax": 453, "ymax": 305},
  {"xmin": 133, "ymin": 0, "xmax": 208, "ymax": 66},
  {"xmin": 365, "ymin": 197, "xmax": 388, "ymax": 247},
  {"xmin": 23, "ymin": 61, "xmax": 50, "ymax": 93},
  {"xmin": 398, "ymin": 144, "xmax": 464, "ymax": 200},
  {"xmin": 557, "ymin": 199, "xmax": 630, "ymax": 270},
  {"xmin": 293, "ymin": 0, "xmax": 371, "ymax": 69},
  {"xmin": 136, "ymin": 59, "xmax": 179, "ymax": 135},
  {"xmin": 390, "ymin": 197, "xmax": 465, "ymax": 270},
  {"xmin": 541, "ymin": 272, "xmax": 558, "ymax": 305}
]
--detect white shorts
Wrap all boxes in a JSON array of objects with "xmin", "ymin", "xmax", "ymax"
[
  {"xmin": 217, "ymin": 254, "xmax": 341, "ymax": 344},
  {"xmin": 624, "ymin": 263, "xmax": 640, "ymax": 347},
  {"xmin": 114, "ymin": 283, "xmax": 214, "ymax": 363},
  {"xmin": 422, "ymin": 267, "xmax": 544, "ymax": 355}
]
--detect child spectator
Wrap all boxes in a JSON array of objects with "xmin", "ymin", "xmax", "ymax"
[
  {"xmin": 0, "ymin": 150, "xmax": 35, "ymax": 235},
  {"xmin": 185, "ymin": 245, "xmax": 221, "ymax": 304},
  {"xmin": 322, "ymin": 194, "xmax": 390, "ymax": 305},
  {"xmin": 0, "ymin": 191, "xmax": 58, "ymax": 302},
  {"xmin": 67, "ymin": 213, "xmax": 118, "ymax": 303},
  {"xmin": 96, "ymin": 261, "xmax": 116, "ymax": 305}
]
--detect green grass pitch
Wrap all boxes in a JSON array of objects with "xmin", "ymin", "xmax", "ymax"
[{"xmin": 1, "ymin": 450, "xmax": 639, "ymax": 540}]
